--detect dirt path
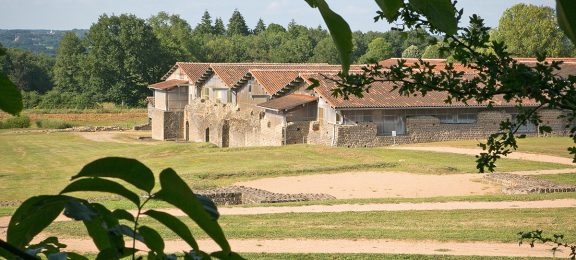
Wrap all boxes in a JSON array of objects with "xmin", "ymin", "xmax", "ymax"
[
  {"xmin": 74, "ymin": 131, "xmax": 157, "ymax": 145},
  {"xmin": 2, "ymin": 199, "xmax": 574, "ymax": 227},
  {"xmin": 28, "ymin": 237, "xmax": 570, "ymax": 258},
  {"xmin": 391, "ymin": 146, "xmax": 575, "ymax": 166}
]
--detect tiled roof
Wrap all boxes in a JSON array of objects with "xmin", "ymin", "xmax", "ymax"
[
  {"xmin": 210, "ymin": 64, "xmax": 355, "ymax": 88},
  {"xmin": 257, "ymin": 94, "xmax": 318, "ymax": 111},
  {"xmin": 305, "ymin": 73, "xmax": 538, "ymax": 109},
  {"xmin": 379, "ymin": 58, "xmax": 478, "ymax": 73},
  {"xmin": 239, "ymin": 65, "xmax": 365, "ymax": 94},
  {"xmin": 176, "ymin": 62, "xmax": 212, "ymax": 83},
  {"xmin": 148, "ymin": 79, "xmax": 189, "ymax": 90}
]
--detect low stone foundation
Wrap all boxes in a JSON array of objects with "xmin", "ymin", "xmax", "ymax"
[
  {"xmin": 483, "ymin": 173, "xmax": 576, "ymax": 194},
  {"xmin": 198, "ymin": 186, "xmax": 336, "ymax": 205}
]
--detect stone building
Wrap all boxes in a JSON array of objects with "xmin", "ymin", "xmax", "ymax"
[{"xmin": 147, "ymin": 59, "xmax": 574, "ymax": 147}]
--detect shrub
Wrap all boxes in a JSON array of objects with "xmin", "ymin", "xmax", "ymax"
[
  {"xmin": 0, "ymin": 116, "xmax": 31, "ymax": 129},
  {"xmin": 35, "ymin": 119, "xmax": 73, "ymax": 129}
]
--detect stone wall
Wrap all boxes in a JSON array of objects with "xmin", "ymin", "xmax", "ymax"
[
  {"xmin": 331, "ymin": 110, "xmax": 514, "ymax": 147},
  {"xmin": 483, "ymin": 173, "xmax": 576, "ymax": 194},
  {"xmin": 198, "ymin": 186, "xmax": 335, "ymax": 205},
  {"xmin": 151, "ymin": 108, "xmax": 184, "ymax": 140},
  {"xmin": 186, "ymin": 99, "xmax": 285, "ymax": 147},
  {"xmin": 286, "ymin": 121, "xmax": 311, "ymax": 144},
  {"xmin": 540, "ymin": 109, "xmax": 571, "ymax": 136}
]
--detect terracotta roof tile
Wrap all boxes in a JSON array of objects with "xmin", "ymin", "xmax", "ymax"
[
  {"xmin": 305, "ymin": 73, "xmax": 538, "ymax": 109},
  {"xmin": 209, "ymin": 63, "xmax": 357, "ymax": 88},
  {"xmin": 148, "ymin": 79, "xmax": 188, "ymax": 90},
  {"xmin": 176, "ymin": 62, "xmax": 212, "ymax": 83},
  {"xmin": 257, "ymin": 94, "xmax": 318, "ymax": 111}
]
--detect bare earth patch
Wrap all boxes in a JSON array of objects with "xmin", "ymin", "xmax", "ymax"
[{"xmin": 235, "ymin": 172, "xmax": 500, "ymax": 199}]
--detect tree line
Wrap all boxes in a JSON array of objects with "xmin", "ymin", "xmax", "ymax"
[{"xmin": 1, "ymin": 5, "xmax": 574, "ymax": 109}]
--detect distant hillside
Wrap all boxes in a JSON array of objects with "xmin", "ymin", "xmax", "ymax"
[{"xmin": 0, "ymin": 29, "xmax": 87, "ymax": 56}]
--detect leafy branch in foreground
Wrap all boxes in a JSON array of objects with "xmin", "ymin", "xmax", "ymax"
[
  {"xmin": 308, "ymin": 0, "xmax": 576, "ymax": 172},
  {"xmin": 519, "ymin": 230, "xmax": 576, "ymax": 259},
  {"xmin": 0, "ymin": 157, "xmax": 243, "ymax": 260}
]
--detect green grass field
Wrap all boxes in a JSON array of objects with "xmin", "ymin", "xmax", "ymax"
[
  {"xmin": 45, "ymin": 207, "xmax": 576, "ymax": 243},
  {"xmin": 0, "ymin": 130, "xmax": 571, "ymax": 202},
  {"xmin": 407, "ymin": 137, "xmax": 574, "ymax": 158}
]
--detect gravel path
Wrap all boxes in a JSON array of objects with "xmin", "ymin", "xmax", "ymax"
[
  {"xmin": 28, "ymin": 237, "xmax": 570, "ymax": 258},
  {"xmin": 391, "ymin": 146, "xmax": 575, "ymax": 165},
  {"xmin": 2, "ymin": 199, "xmax": 574, "ymax": 226}
]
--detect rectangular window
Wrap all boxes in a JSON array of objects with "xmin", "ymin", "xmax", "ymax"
[
  {"xmin": 376, "ymin": 115, "xmax": 405, "ymax": 136},
  {"xmin": 201, "ymin": 87, "xmax": 209, "ymax": 98},
  {"xmin": 511, "ymin": 114, "xmax": 537, "ymax": 133},
  {"xmin": 227, "ymin": 89, "xmax": 232, "ymax": 103},
  {"xmin": 437, "ymin": 113, "xmax": 477, "ymax": 124}
]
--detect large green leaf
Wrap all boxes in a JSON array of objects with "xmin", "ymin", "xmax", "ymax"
[
  {"xmin": 7, "ymin": 195, "xmax": 69, "ymax": 249},
  {"xmin": 138, "ymin": 226, "xmax": 165, "ymax": 254},
  {"xmin": 81, "ymin": 203, "xmax": 124, "ymax": 253},
  {"xmin": 0, "ymin": 73, "xmax": 23, "ymax": 116},
  {"xmin": 144, "ymin": 209, "xmax": 199, "ymax": 252},
  {"xmin": 409, "ymin": 0, "xmax": 457, "ymax": 35},
  {"xmin": 63, "ymin": 198, "xmax": 97, "ymax": 221},
  {"xmin": 71, "ymin": 157, "xmax": 155, "ymax": 193},
  {"xmin": 305, "ymin": 0, "xmax": 353, "ymax": 74},
  {"xmin": 375, "ymin": 0, "xmax": 403, "ymax": 22},
  {"xmin": 155, "ymin": 168, "xmax": 231, "ymax": 253},
  {"xmin": 557, "ymin": 0, "xmax": 576, "ymax": 44},
  {"xmin": 61, "ymin": 177, "xmax": 141, "ymax": 206},
  {"xmin": 111, "ymin": 209, "xmax": 135, "ymax": 222}
]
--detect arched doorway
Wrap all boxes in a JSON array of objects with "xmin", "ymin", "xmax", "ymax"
[
  {"xmin": 185, "ymin": 122, "xmax": 189, "ymax": 141},
  {"xmin": 205, "ymin": 128, "xmax": 210, "ymax": 143},
  {"xmin": 222, "ymin": 120, "xmax": 229, "ymax": 148}
]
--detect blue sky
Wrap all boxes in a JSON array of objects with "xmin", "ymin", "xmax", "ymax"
[{"xmin": 0, "ymin": 0, "xmax": 555, "ymax": 31}]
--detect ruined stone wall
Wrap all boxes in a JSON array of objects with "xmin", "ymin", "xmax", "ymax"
[
  {"xmin": 151, "ymin": 108, "xmax": 183, "ymax": 140},
  {"xmin": 285, "ymin": 121, "xmax": 311, "ymax": 144},
  {"xmin": 186, "ymin": 99, "xmax": 284, "ymax": 147}
]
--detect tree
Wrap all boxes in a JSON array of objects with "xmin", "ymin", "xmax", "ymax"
[
  {"xmin": 358, "ymin": 37, "xmax": 394, "ymax": 63},
  {"xmin": 53, "ymin": 32, "xmax": 85, "ymax": 93},
  {"xmin": 253, "ymin": 18, "xmax": 266, "ymax": 35},
  {"xmin": 227, "ymin": 9, "xmax": 249, "ymax": 36},
  {"xmin": 493, "ymin": 4, "xmax": 571, "ymax": 57},
  {"xmin": 213, "ymin": 18, "xmax": 226, "ymax": 35},
  {"xmin": 1, "ymin": 48, "xmax": 54, "ymax": 93},
  {"xmin": 421, "ymin": 43, "xmax": 450, "ymax": 59},
  {"xmin": 310, "ymin": 37, "xmax": 340, "ymax": 64},
  {"xmin": 306, "ymin": 0, "xmax": 576, "ymax": 171},
  {"xmin": 401, "ymin": 44, "xmax": 422, "ymax": 58},
  {"xmin": 195, "ymin": 10, "xmax": 214, "ymax": 35},
  {"xmin": 83, "ymin": 14, "xmax": 166, "ymax": 106},
  {"xmin": 148, "ymin": 12, "xmax": 195, "ymax": 62}
]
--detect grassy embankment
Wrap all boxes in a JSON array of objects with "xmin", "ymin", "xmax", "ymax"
[{"xmin": 0, "ymin": 131, "xmax": 571, "ymax": 203}]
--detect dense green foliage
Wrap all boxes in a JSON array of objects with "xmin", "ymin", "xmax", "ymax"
[
  {"xmin": 492, "ymin": 4, "xmax": 574, "ymax": 57},
  {"xmin": 0, "ymin": 115, "xmax": 30, "ymax": 129}
]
